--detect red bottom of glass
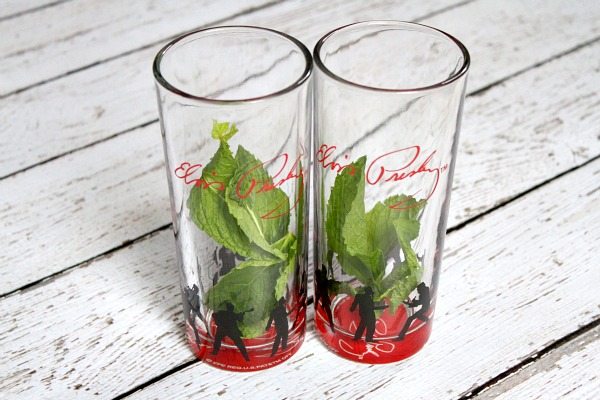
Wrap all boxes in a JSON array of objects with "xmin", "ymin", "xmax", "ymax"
[
  {"xmin": 315, "ymin": 295, "xmax": 433, "ymax": 364},
  {"xmin": 185, "ymin": 311, "xmax": 306, "ymax": 372}
]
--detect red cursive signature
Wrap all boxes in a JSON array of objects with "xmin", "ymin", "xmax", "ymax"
[
  {"xmin": 174, "ymin": 154, "xmax": 304, "ymax": 220},
  {"xmin": 174, "ymin": 162, "xmax": 226, "ymax": 191},
  {"xmin": 316, "ymin": 144, "xmax": 356, "ymax": 175},
  {"xmin": 235, "ymin": 153, "xmax": 304, "ymax": 219},
  {"xmin": 318, "ymin": 144, "xmax": 448, "ymax": 208}
]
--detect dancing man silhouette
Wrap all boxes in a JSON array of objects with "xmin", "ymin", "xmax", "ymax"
[
  {"xmin": 396, "ymin": 282, "xmax": 431, "ymax": 341},
  {"xmin": 183, "ymin": 284, "xmax": 207, "ymax": 345},
  {"xmin": 351, "ymin": 287, "xmax": 388, "ymax": 342},
  {"xmin": 266, "ymin": 297, "xmax": 291, "ymax": 356},
  {"xmin": 315, "ymin": 266, "xmax": 335, "ymax": 331},
  {"xmin": 211, "ymin": 302, "xmax": 252, "ymax": 361}
]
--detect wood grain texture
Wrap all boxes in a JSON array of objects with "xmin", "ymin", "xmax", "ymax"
[
  {"xmin": 0, "ymin": 0, "xmax": 273, "ymax": 96},
  {"xmin": 0, "ymin": 0, "xmax": 462, "ymax": 291},
  {"xmin": 1, "ymin": 153, "xmax": 598, "ymax": 399},
  {"xmin": 424, "ymin": 0, "xmax": 600, "ymax": 92},
  {"xmin": 0, "ymin": 230, "xmax": 188, "ymax": 398},
  {"xmin": 2, "ymin": 34, "xmax": 599, "ymax": 296},
  {"xmin": 0, "ymin": 125, "xmax": 170, "ymax": 295},
  {"xmin": 0, "ymin": 0, "xmax": 462, "ymax": 177},
  {"xmin": 124, "ymin": 158, "xmax": 600, "ymax": 400},
  {"xmin": 0, "ymin": 0, "xmax": 67, "ymax": 19},
  {"xmin": 474, "ymin": 324, "xmax": 600, "ymax": 399}
]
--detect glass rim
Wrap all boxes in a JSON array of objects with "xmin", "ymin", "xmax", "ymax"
[
  {"xmin": 313, "ymin": 20, "xmax": 471, "ymax": 94},
  {"xmin": 153, "ymin": 25, "xmax": 313, "ymax": 104}
]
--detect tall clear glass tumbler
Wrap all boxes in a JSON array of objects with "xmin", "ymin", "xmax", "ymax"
[
  {"xmin": 153, "ymin": 26, "xmax": 312, "ymax": 371},
  {"xmin": 313, "ymin": 21, "xmax": 470, "ymax": 363}
]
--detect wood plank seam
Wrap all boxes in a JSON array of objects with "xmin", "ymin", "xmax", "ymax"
[
  {"xmin": 4, "ymin": 0, "xmax": 495, "ymax": 295},
  {"xmin": 3, "ymin": 31, "xmax": 598, "ymax": 183},
  {"xmin": 0, "ymin": 223, "xmax": 171, "ymax": 299},
  {"xmin": 471, "ymin": 324, "xmax": 600, "ymax": 399},
  {"xmin": 112, "ymin": 158, "xmax": 599, "ymax": 399},
  {"xmin": 3, "ymin": 0, "xmax": 596, "ymax": 178},
  {"xmin": 0, "ymin": 0, "xmax": 72, "ymax": 23},
  {"xmin": 0, "ymin": 0, "xmax": 472, "ymax": 102},
  {"xmin": 468, "ymin": 34, "xmax": 600, "ymax": 98},
  {"xmin": 447, "ymin": 153, "xmax": 600, "ymax": 234},
  {"xmin": 0, "ymin": 0, "xmax": 284, "ymax": 100},
  {"xmin": 3, "ymin": 150, "xmax": 597, "ymax": 300},
  {"xmin": 69, "ymin": 154, "xmax": 599, "ymax": 399},
  {"xmin": 457, "ymin": 316, "xmax": 600, "ymax": 399},
  {"xmin": 1, "ymin": 140, "xmax": 596, "ymax": 397},
  {"xmin": 408, "ymin": 0, "xmax": 477, "ymax": 23},
  {"xmin": 111, "ymin": 360, "xmax": 198, "ymax": 400},
  {"xmin": 0, "ymin": 30, "xmax": 600, "ymax": 181},
  {"xmin": 1, "ymin": 44, "xmax": 598, "ymax": 298},
  {"xmin": 1, "ymin": 2, "xmax": 598, "ymax": 397},
  {"xmin": 106, "ymin": 156, "xmax": 600, "ymax": 399},
  {"xmin": 112, "ymin": 297, "xmax": 318, "ymax": 400},
  {"xmin": 0, "ymin": 119, "xmax": 158, "ymax": 180},
  {"xmin": 330, "ymin": 34, "xmax": 600, "ymax": 162}
]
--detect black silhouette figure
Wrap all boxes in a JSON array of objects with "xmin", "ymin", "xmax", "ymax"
[
  {"xmin": 315, "ymin": 266, "xmax": 335, "ymax": 331},
  {"xmin": 211, "ymin": 302, "xmax": 252, "ymax": 361},
  {"xmin": 395, "ymin": 282, "xmax": 431, "ymax": 341},
  {"xmin": 290, "ymin": 268, "xmax": 307, "ymax": 331},
  {"xmin": 266, "ymin": 297, "xmax": 291, "ymax": 356},
  {"xmin": 351, "ymin": 287, "xmax": 388, "ymax": 342},
  {"xmin": 183, "ymin": 284, "xmax": 207, "ymax": 345},
  {"xmin": 212, "ymin": 247, "xmax": 244, "ymax": 285}
]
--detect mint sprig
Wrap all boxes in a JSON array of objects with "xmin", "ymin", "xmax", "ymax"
[
  {"xmin": 225, "ymin": 146, "xmax": 290, "ymax": 257},
  {"xmin": 187, "ymin": 121, "xmax": 299, "ymax": 338},
  {"xmin": 326, "ymin": 157, "xmax": 425, "ymax": 312}
]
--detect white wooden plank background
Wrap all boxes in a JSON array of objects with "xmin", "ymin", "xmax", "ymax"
[
  {"xmin": 2, "ymin": 0, "xmax": 599, "ymax": 296},
  {"xmin": 0, "ymin": 0, "xmax": 462, "ymax": 177},
  {"xmin": 122, "ymin": 158, "xmax": 600, "ymax": 399},
  {"xmin": 1, "ymin": 150, "xmax": 598, "ymax": 399},
  {"xmin": 1, "ymin": 0, "xmax": 599, "ymax": 399},
  {"xmin": 0, "ymin": 0, "xmax": 66, "ymax": 20},
  {"xmin": 473, "ymin": 324, "xmax": 600, "ymax": 399},
  {"xmin": 0, "ymin": 0, "xmax": 274, "ymax": 96}
]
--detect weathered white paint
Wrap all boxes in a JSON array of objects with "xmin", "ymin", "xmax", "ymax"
[
  {"xmin": 124, "ymin": 159, "xmax": 600, "ymax": 400},
  {"xmin": 0, "ymin": 126, "xmax": 171, "ymax": 294},
  {"xmin": 0, "ymin": 0, "xmax": 463, "ymax": 177},
  {"xmin": 2, "ymin": 37, "xmax": 599, "ymax": 295},
  {"xmin": 0, "ymin": 0, "xmax": 273, "ymax": 95},
  {"xmin": 0, "ymin": 230, "xmax": 188, "ymax": 399},
  {"xmin": 1, "ymin": 156, "xmax": 598, "ymax": 399},
  {"xmin": 0, "ymin": 1, "xmax": 599, "ymax": 398},
  {"xmin": 0, "ymin": 0, "xmax": 63, "ymax": 19},
  {"xmin": 474, "ymin": 324, "xmax": 600, "ymax": 399}
]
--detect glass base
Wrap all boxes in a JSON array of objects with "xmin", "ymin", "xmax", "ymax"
[
  {"xmin": 185, "ymin": 311, "xmax": 306, "ymax": 372},
  {"xmin": 315, "ymin": 295, "xmax": 432, "ymax": 364}
]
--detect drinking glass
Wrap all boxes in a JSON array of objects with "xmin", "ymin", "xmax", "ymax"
[
  {"xmin": 313, "ymin": 21, "xmax": 470, "ymax": 363},
  {"xmin": 153, "ymin": 26, "xmax": 312, "ymax": 371}
]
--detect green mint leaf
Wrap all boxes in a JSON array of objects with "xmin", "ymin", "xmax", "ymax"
[
  {"xmin": 377, "ymin": 230, "xmax": 423, "ymax": 312},
  {"xmin": 187, "ymin": 140, "xmax": 268, "ymax": 259},
  {"xmin": 273, "ymin": 233, "xmax": 297, "ymax": 301},
  {"xmin": 324, "ymin": 152, "xmax": 428, "ymax": 308},
  {"xmin": 340, "ymin": 167, "xmax": 385, "ymax": 283},
  {"xmin": 366, "ymin": 195, "xmax": 425, "ymax": 257},
  {"xmin": 211, "ymin": 120, "xmax": 238, "ymax": 141},
  {"xmin": 326, "ymin": 157, "xmax": 364, "ymax": 255},
  {"xmin": 187, "ymin": 121, "xmax": 302, "ymax": 338},
  {"xmin": 369, "ymin": 196, "xmax": 424, "ymax": 311},
  {"xmin": 326, "ymin": 157, "xmax": 383, "ymax": 287},
  {"xmin": 205, "ymin": 260, "xmax": 281, "ymax": 338},
  {"xmin": 225, "ymin": 145, "xmax": 290, "ymax": 258}
]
